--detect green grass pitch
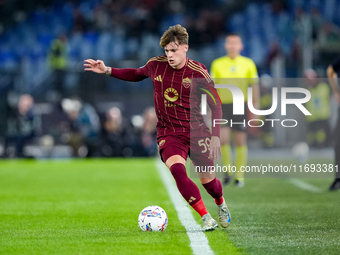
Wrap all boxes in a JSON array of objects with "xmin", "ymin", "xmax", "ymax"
[{"xmin": 0, "ymin": 158, "xmax": 339, "ymax": 254}]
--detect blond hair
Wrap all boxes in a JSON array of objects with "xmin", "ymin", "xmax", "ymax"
[{"xmin": 159, "ymin": 24, "xmax": 189, "ymax": 47}]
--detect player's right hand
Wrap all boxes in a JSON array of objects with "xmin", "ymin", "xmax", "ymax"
[
  {"xmin": 209, "ymin": 136, "xmax": 221, "ymax": 162},
  {"xmin": 84, "ymin": 59, "xmax": 106, "ymax": 74}
]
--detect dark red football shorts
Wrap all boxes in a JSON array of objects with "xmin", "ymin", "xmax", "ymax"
[{"xmin": 157, "ymin": 130, "xmax": 214, "ymax": 169}]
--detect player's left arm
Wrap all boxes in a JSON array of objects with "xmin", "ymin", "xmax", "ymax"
[
  {"xmin": 203, "ymin": 79, "xmax": 222, "ymax": 161},
  {"xmin": 196, "ymin": 63, "xmax": 222, "ymax": 161},
  {"xmin": 209, "ymin": 97, "xmax": 222, "ymax": 161}
]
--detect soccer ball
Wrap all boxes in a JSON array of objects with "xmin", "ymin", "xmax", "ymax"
[
  {"xmin": 292, "ymin": 142, "xmax": 309, "ymax": 163},
  {"xmin": 138, "ymin": 205, "xmax": 168, "ymax": 231}
]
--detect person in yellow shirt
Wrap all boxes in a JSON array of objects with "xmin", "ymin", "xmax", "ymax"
[
  {"xmin": 210, "ymin": 33, "xmax": 260, "ymax": 187},
  {"xmin": 304, "ymin": 69, "xmax": 331, "ymax": 148},
  {"xmin": 47, "ymin": 34, "xmax": 69, "ymax": 96}
]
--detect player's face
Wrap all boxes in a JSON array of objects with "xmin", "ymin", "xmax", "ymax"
[
  {"xmin": 164, "ymin": 40, "xmax": 188, "ymax": 69},
  {"xmin": 225, "ymin": 35, "xmax": 243, "ymax": 57}
]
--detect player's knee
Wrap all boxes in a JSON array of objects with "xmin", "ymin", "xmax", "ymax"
[
  {"xmin": 235, "ymin": 133, "xmax": 247, "ymax": 146},
  {"xmin": 220, "ymin": 127, "xmax": 230, "ymax": 145},
  {"xmin": 164, "ymin": 154, "xmax": 186, "ymax": 168},
  {"xmin": 220, "ymin": 138, "xmax": 230, "ymax": 146}
]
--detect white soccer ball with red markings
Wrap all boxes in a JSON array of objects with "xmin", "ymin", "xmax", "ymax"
[{"xmin": 138, "ymin": 205, "xmax": 168, "ymax": 231}]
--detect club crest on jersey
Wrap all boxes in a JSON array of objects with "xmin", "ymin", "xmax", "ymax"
[
  {"xmin": 159, "ymin": 140, "xmax": 166, "ymax": 146},
  {"xmin": 182, "ymin": 77, "xmax": 191, "ymax": 88},
  {"xmin": 164, "ymin": 88, "xmax": 178, "ymax": 102}
]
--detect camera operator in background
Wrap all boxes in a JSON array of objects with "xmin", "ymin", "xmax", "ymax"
[
  {"xmin": 61, "ymin": 98, "xmax": 100, "ymax": 157},
  {"xmin": 4, "ymin": 94, "xmax": 41, "ymax": 158},
  {"xmin": 135, "ymin": 107, "xmax": 157, "ymax": 157},
  {"xmin": 101, "ymin": 107, "xmax": 136, "ymax": 157}
]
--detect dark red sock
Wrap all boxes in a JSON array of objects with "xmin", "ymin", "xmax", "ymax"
[
  {"xmin": 170, "ymin": 163, "xmax": 206, "ymax": 215},
  {"xmin": 202, "ymin": 178, "xmax": 223, "ymax": 201}
]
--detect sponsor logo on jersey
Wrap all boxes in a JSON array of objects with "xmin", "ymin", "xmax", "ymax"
[
  {"xmin": 164, "ymin": 88, "xmax": 178, "ymax": 102},
  {"xmin": 182, "ymin": 77, "xmax": 191, "ymax": 88},
  {"xmin": 154, "ymin": 75, "xmax": 162, "ymax": 82}
]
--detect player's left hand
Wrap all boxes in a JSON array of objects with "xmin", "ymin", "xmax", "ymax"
[{"xmin": 209, "ymin": 136, "xmax": 221, "ymax": 161}]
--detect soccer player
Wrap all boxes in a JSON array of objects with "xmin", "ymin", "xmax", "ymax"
[
  {"xmin": 326, "ymin": 59, "xmax": 340, "ymax": 191},
  {"xmin": 84, "ymin": 24, "xmax": 231, "ymax": 230},
  {"xmin": 210, "ymin": 33, "xmax": 259, "ymax": 187}
]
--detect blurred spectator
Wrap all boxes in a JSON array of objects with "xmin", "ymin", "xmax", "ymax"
[
  {"xmin": 134, "ymin": 107, "xmax": 157, "ymax": 156},
  {"xmin": 101, "ymin": 107, "xmax": 135, "ymax": 157},
  {"xmin": 42, "ymin": 99, "xmax": 69, "ymax": 142},
  {"xmin": 4, "ymin": 94, "xmax": 41, "ymax": 158},
  {"xmin": 61, "ymin": 98, "xmax": 100, "ymax": 157},
  {"xmin": 291, "ymin": 6, "xmax": 312, "ymax": 73},
  {"xmin": 318, "ymin": 22, "xmax": 340, "ymax": 47},
  {"xmin": 304, "ymin": 69, "xmax": 331, "ymax": 148},
  {"xmin": 73, "ymin": 8, "xmax": 85, "ymax": 33},
  {"xmin": 93, "ymin": 4, "xmax": 110, "ymax": 32},
  {"xmin": 293, "ymin": 7, "xmax": 312, "ymax": 46},
  {"xmin": 310, "ymin": 7, "xmax": 324, "ymax": 40},
  {"xmin": 266, "ymin": 41, "xmax": 282, "ymax": 65},
  {"xmin": 47, "ymin": 34, "xmax": 70, "ymax": 96}
]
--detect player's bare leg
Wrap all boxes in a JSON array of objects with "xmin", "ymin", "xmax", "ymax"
[{"xmin": 165, "ymin": 153, "xmax": 217, "ymax": 231}]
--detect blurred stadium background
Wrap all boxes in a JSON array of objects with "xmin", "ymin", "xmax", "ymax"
[
  {"xmin": 0, "ymin": 0, "xmax": 339, "ymax": 158},
  {"xmin": 1, "ymin": 1, "xmax": 340, "ymax": 255}
]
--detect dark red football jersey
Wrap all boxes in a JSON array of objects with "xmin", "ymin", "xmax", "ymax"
[{"xmin": 110, "ymin": 55, "xmax": 222, "ymax": 138}]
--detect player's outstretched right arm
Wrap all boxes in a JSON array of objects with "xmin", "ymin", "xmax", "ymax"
[
  {"xmin": 83, "ymin": 59, "xmax": 149, "ymax": 82},
  {"xmin": 84, "ymin": 59, "xmax": 108, "ymax": 74}
]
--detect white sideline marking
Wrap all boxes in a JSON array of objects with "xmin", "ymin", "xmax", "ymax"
[
  {"xmin": 155, "ymin": 160, "xmax": 214, "ymax": 255},
  {"xmin": 287, "ymin": 179, "xmax": 322, "ymax": 193}
]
